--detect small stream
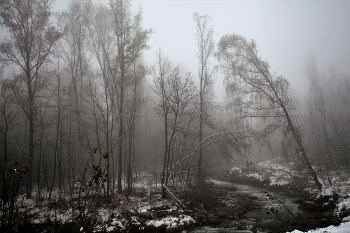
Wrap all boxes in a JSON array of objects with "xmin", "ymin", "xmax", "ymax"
[{"xmin": 191, "ymin": 179, "xmax": 321, "ymax": 233}]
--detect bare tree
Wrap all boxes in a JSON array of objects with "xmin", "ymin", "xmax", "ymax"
[
  {"xmin": 47, "ymin": 54, "xmax": 66, "ymax": 200},
  {"xmin": 305, "ymin": 54, "xmax": 350, "ymax": 181},
  {"xmin": 153, "ymin": 51, "xmax": 197, "ymax": 197},
  {"xmin": 109, "ymin": 0, "xmax": 152, "ymax": 194},
  {"xmin": 152, "ymin": 51, "xmax": 171, "ymax": 197},
  {"xmin": 60, "ymin": 0, "xmax": 92, "ymax": 190},
  {"xmin": 125, "ymin": 62, "xmax": 146, "ymax": 196},
  {"xmin": 0, "ymin": 79, "xmax": 17, "ymax": 196},
  {"xmin": 216, "ymin": 33, "xmax": 322, "ymax": 191},
  {"xmin": 193, "ymin": 13, "xmax": 215, "ymax": 181},
  {"xmin": 0, "ymin": 0, "xmax": 61, "ymax": 198},
  {"xmin": 84, "ymin": 2, "xmax": 117, "ymax": 201}
]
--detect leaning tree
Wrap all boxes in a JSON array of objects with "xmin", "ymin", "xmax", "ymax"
[{"xmin": 216, "ymin": 33, "xmax": 322, "ymax": 191}]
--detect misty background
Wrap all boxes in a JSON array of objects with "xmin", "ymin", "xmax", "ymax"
[{"xmin": 54, "ymin": 0, "xmax": 350, "ymax": 102}]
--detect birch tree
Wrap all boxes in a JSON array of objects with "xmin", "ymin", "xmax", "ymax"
[
  {"xmin": 60, "ymin": 0, "xmax": 91, "ymax": 189},
  {"xmin": 193, "ymin": 13, "xmax": 215, "ymax": 181},
  {"xmin": 0, "ymin": 0, "xmax": 61, "ymax": 198},
  {"xmin": 109, "ymin": 0, "xmax": 152, "ymax": 194},
  {"xmin": 216, "ymin": 33, "xmax": 322, "ymax": 191},
  {"xmin": 153, "ymin": 51, "xmax": 197, "ymax": 197},
  {"xmin": 0, "ymin": 79, "xmax": 17, "ymax": 194},
  {"xmin": 125, "ymin": 63, "xmax": 146, "ymax": 196},
  {"xmin": 85, "ymin": 2, "xmax": 116, "ymax": 201}
]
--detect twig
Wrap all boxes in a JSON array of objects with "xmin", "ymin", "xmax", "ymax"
[{"xmin": 162, "ymin": 184, "xmax": 191, "ymax": 211}]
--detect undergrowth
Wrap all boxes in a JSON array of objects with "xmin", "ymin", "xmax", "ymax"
[
  {"xmin": 263, "ymin": 191, "xmax": 309, "ymax": 232},
  {"xmin": 0, "ymin": 163, "xmax": 29, "ymax": 232}
]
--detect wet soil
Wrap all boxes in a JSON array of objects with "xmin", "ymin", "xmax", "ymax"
[
  {"xmin": 177, "ymin": 184, "xmax": 261, "ymax": 227},
  {"xmin": 188, "ymin": 178, "xmax": 341, "ymax": 233}
]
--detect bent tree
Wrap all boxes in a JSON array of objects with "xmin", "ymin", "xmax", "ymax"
[{"xmin": 216, "ymin": 33, "xmax": 322, "ymax": 191}]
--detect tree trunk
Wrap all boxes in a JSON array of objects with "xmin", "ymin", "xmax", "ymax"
[
  {"xmin": 117, "ymin": 71, "xmax": 124, "ymax": 194},
  {"xmin": 27, "ymin": 97, "xmax": 34, "ymax": 199},
  {"xmin": 161, "ymin": 115, "xmax": 168, "ymax": 198},
  {"xmin": 281, "ymin": 102, "xmax": 322, "ymax": 191},
  {"xmin": 197, "ymin": 73, "xmax": 204, "ymax": 182}
]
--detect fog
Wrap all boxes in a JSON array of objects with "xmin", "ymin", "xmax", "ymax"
[
  {"xmin": 53, "ymin": 0, "xmax": 350, "ymax": 101},
  {"xmin": 1, "ymin": 1, "xmax": 350, "ymax": 232},
  {"xmin": 143, "ymin": 0, "xmax": 350, "ymax": 102}
]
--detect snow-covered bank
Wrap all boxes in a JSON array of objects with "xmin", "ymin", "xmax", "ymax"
[
  {"xmin": 229, "ymin": 159, "xmax": 350, "ymax": 232},
  {"xmin": 290, "ymin": 217, "xmax": 350, "ymax": 233},
  {"xmin": 0, "ymin": 173, "xmax": 198, "ymax": 232}
]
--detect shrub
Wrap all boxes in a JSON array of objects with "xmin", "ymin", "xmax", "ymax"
[
  {"xmin": 0, "ymin": 163, "xmax": 29, "ymax": 232},
  {"xmin": 72, "ymin": 148, "xmax": 108, "ymax": 233}
]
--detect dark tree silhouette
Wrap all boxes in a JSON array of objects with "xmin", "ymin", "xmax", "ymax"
[{"xmin": 0, "ymin": 0, "xmax": 61, "ymax": 198}]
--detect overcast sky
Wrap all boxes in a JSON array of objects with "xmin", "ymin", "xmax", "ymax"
[{"xmin": 54, "ymin": 0, "xmax": 350, "ymax": 102}]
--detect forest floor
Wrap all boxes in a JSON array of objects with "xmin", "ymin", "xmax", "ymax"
[
  {"xmin": 0, "ymin": 173, "xmax": 261, "ymax": 233},
  {"xmin": 2, "ymin": 159, "xmax": 350, "ymax": 232}
]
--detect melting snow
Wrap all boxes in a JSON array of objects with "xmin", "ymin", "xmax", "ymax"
[
  {"xmin": 146, "ymin": 215, "xmax": 195, "ymax": 230},
  {"xmin": 232, "ymin": 159, "xmax": 350, "ymax": 232},
  {"xmin": 289, "ymin": 221, "xmax": 350, "ymax": 233}
]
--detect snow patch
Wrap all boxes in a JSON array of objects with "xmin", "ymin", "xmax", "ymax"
[
  {"xmin": 247, "ymin": 173, "xmax": 263, "ymax": 181},
  {"xmin": 335, "ymin": 197, "xmax": 350, "ymax": 217},
  {"xmin": 289, "ymin": 221, "xmax": 350, "ymax": 233},
  {"xmin": 146, "ymin": 215, "xmax": 195, "ymax": 230},
  {"xmin": 230, "ymin": 167, "xmax": 242, "ymax": 174}
]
